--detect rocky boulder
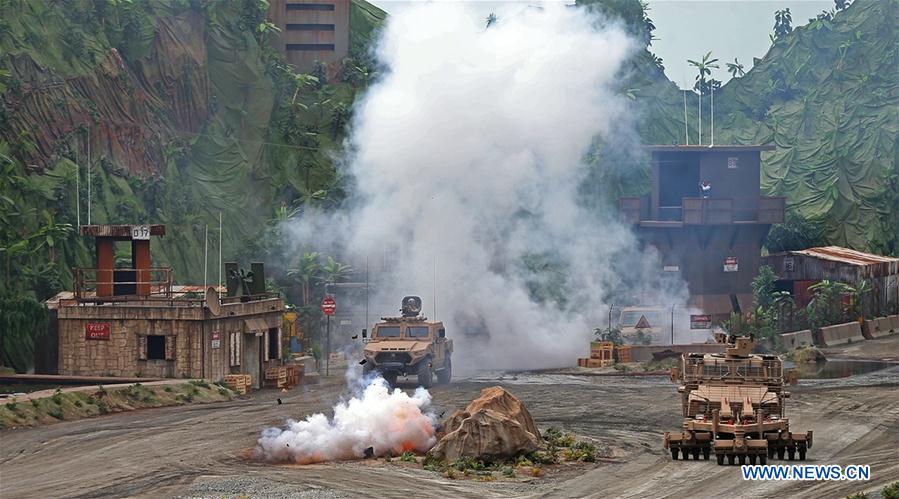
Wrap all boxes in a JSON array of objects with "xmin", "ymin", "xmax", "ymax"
[{"xmin": 428, "ymin": 386, "xmax": 540, "ymax": 461}]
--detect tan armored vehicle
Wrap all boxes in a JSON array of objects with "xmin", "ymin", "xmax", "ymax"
[
  {"xmin": 663, "ymin": 333, "xmax": 812, "ymax": 465},
  {"xmin": 361, "ymin": 296, "xmax": 452, "ymax": 388}
]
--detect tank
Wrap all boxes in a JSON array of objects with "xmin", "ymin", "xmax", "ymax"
[
  {"xmin": 360, "ymin": 296, "xmax": 453, "ymax": 388},
  {"xmin": 663, "ymin": 333, "xmax": 812, "ymax": 465}
]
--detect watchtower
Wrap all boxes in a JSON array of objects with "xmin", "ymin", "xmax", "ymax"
[{"xmin": 619, "ymin": 146, "xmax": 785, "ymax": 318}]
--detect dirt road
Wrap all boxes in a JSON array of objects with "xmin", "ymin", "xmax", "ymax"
[{"xmin": 2, "ymin": 357, "xmax": 898, "ymax": 497}]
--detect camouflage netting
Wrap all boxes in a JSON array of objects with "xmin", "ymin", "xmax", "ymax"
[{"xmin": 0, "ymin": 0, "xmax": 385, "ymax": 284}]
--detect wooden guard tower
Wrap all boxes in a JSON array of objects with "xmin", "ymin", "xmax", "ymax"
[{"xmin": 77, "ymin": 224, "xmax": 167, "ymax": 298}]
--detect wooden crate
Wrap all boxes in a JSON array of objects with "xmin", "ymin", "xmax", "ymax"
[
  {"xmin": 265, "ymin": 367, "xmax": 288, "ymax": 388},
  {"xmin": 223, "ymin": 374, "xmax": 251, "ymax": 395},
  {"xmin": 586, "ymin": 358, "xmax": 615, "ymax": 368},
  {"xmin": 285, "ymin": 365, "xmax": 302, "ymax": 388},
  {"xmin": 615, "ymin": 345, "xmax": 633, "ymax": 363}
]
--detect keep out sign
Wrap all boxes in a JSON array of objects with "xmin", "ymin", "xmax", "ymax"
[{"xmin": 85, "ymin": 322, "xmax": 111, "ymax": 340}]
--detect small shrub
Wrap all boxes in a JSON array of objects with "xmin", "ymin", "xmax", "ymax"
[
  {"xmin": 530, "ymin": 465, "xmax": 542, "ymax": 477},
  {"xmin": 477, "ymin": 472, "xmax": 496, "ymax": 482},
  {"xmin": 444, "ymin": 469, "xmax": 457, "ymax": 479},
  {"xmin": 543, "ymin": 427, "xmax": 575, "ymax": 447},
  {"xmin": 846, "ymin": 493, "xmax": 867, "ymax": 499},
  {"xmin": 883, "ymin": 482, "xmax": 899, "ymax": 499},
  {"xmin": 97, "ymin": 384, "xmax": 107, "ymax": 395},
  {"xmin": 189, "ymin": 379, "xmax": 210, "ymax": 389},
  {"xmin": 422, "ymin": 455, "xmax": 443, "ymax": 471},
  {"xmin": 51, "ymin": 389, "xmax": 64, "ymax": 405},
  {"xmin": 217, "ymin": 387, "xmax": 230, "ymax": 397},
  {"xmin": 502, "ymin": 465, "xmax": 514, "ymax": 477},
  {"xmin": 515, "ymin": 455, "xmax": 534, "ymax": 467},
  {"xmin": 164, "ymin": 386, "xmax": 173, "ymax": 393},
  {"xmin": 5, "ymin": 402, "xmax": 16, "ymax": 411},
  {"xmin": 48, "ymin": 406, "xmax": 64, "ymax": 420},
  {"xmin": 399, "ymin": 451, "xmax": 416, "ymax": 462},
  {"xmin": 451, "ymin": 457, "xmax": 486, "ymax": 471},
  {"xmin": 74, "ymin": 400, "xmax": 83, "ymax": 408},
  {"xmin": 529, "ymin": 450, "xmax": 558, "ymax": 465},
  {"xmin": 96, "ymin": 400, "xmax": 109, "ymax": 414},
  {"xmin": 31, "ymin": 399, "xmax": 39, "ymax": 407}
]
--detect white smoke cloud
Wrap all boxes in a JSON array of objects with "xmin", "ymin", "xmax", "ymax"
[
  {"xmin": 255, "ymin": 376, "xmax": 437, "ymax": 463},
  {"xmin": 286, "ymin": 2, "xmax": 690, "ymax": 370}
]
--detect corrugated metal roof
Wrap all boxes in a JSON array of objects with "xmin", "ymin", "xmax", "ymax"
[{"xmin": 791, "ymin": 246, "xmax": 899, "ymax": 267}]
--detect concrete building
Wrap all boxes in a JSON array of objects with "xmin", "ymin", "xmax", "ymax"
[
  {"xmin": 763, "ymin": 246, "xmax": 899, "ymax": 316},
  {"xmin": 619, "ymin": 145, "xmax": 786, "ymax": 319},
  {"xmin": 48, "ymin": 225, "xmax": 284, "ymax": 388},
  {"xmin": 267, "ymin": 0, "xmax": 350, "ymax": 74}
]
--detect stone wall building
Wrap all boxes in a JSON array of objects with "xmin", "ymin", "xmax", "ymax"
[{"xmin": 47, "ymin": 225, "xmax": 284, "ymax": 388}]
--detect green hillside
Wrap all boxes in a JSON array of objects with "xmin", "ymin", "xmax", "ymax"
[{"xmin": 0, "ymin": 0, "xmax": 384, "ymax": 293}]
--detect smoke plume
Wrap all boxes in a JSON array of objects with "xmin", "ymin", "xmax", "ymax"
[
  {"xmin": 286, "ymin": 3, "xmax": 690, "ymax": 370},
  {"xmin": 255, "ymin": 376, "xmax": 436, "ymax": 463}
]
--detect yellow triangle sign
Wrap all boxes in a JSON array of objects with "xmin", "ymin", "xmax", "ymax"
[{"xmin": 635, "ymin": 315, "xmax": 651, "ymax": 329}]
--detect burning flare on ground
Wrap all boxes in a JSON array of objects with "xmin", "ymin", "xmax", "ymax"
[{"xmin": 255, "ymin": 377, "xmax": 437, "ymax": 464}]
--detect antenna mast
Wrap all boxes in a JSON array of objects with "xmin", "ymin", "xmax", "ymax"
[
  {"xmin": 204, "ymin": 224, "xmax": 208, "ymax": 290},
  {"xmin": 710, "ymin": 85, "xmax": 715, "ymax": 146},
  {"xmin": 218, "ymin": 211, "xmax": 223, "ymax": 294},
  {"xmin": 87, "ymin": 127, "xmax": 91, "ymax": 225},
  {"xmin": 683, "ymin": 90, "xmax": 689, "ymax": 145},
  {"xmin": 433, "ymin": 255, "xmax": 438, "ymax": 320}
]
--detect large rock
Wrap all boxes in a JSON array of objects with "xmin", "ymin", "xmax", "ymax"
[
  {"xmin": 464, "ymin": 386, "xmax": 540, "ymax": 438},
  {"xmin": 428, "ymin": 386, "xmax": 540, "ymax": 461}
]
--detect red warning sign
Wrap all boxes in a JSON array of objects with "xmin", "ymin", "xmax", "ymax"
[{"xmin": 635, "ymin": 315, "xmax": 651, "ymax": 329}]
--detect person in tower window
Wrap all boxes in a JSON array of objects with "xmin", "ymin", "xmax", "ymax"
[{"xmin": 700, "ymin": 180, "xmax": 712, "ymax": 199}]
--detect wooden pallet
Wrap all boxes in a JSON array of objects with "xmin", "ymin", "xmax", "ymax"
[{"xmin": 223, "ymin": 374, "xmax": 252, "ymax": 395}]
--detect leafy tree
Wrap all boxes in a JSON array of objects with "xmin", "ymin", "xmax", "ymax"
[
  {"xmin": 752, "ymin": 265, "xmax": 779, "ymax": 310},
  {"xmin": 329, "ymin": 102, "xmax": 350, "ymax": 139},
  {"xmin": 0, "ymin": 289, "xmax": 48, "ymax": 372},
  {"xmin": 807, "ymin": 280, "xmax": 853, "ymax": 330},
  {"xmin": 765, "ymin": 211, "xmax": 827, "ymax": 253},
  {"xmin": 834, "ymin": 0, "xmax": 851, "ymax": 11},
  {"xmin": 773, "ymin": 8, "xmax": 793, "ymax": 41},
  {"xmin": 726, "ymin": 58, "xmax": 745, "ymax": 78}
]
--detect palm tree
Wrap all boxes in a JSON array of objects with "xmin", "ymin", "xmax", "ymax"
[
  {"xmin": 485, "ymin": 13, "xmax": 497, "ymax": 29},
  {"xmin": 29, "ymin": 210, "xmax": 74, "ymax": 264},
  {"xmin": 319, "ymin": 256, "xmax": 353, "ymax": 286},
  {"xmin": 287, "ymin": 252, "xmax": 322, "ymax": 306},
  {"xmin": 726, "ymin": 58, "xmax": 745, "ymax": 78},
  {"xmin": 687, "ymin": 51, "xmax": 719, "ymax": 94}
]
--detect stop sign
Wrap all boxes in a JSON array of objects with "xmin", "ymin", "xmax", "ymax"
[{"xmin": 320, "ymin": 295, "xmax": 336, "ymax": 316}]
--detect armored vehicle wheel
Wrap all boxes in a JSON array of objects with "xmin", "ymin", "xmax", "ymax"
[
  {"xmin": 702, "ymin": 447, "xmax": 710, "ymax": 460},
  {"xmin": 727, "ymin": 455, "xmax": 735, "ymax": 465},
  {"xmin": 417, "ymin": 361, "xmax": 433, "ymax": 388},
  {"xmin": 759, "ymin": 455, "xmax": 767, "ymax": 465},
  {"xmin": 437, "ymin": 356, "xmax": 452, "ymax": 384},
  {"xmin": 716, "ymin": 454, "xmax": 725, "ymax": 465},
  {"xmin": 788, "ymin": 449, "xmax": 795, "ymax": 461},
  {"xmin": 738, "ymin": 455, "xmax": 746, "ymax": 465},
  {"xmin": 362, "ymin": 362, "xmax": 375, "ymax": 377},
  {"xmin": 798, "ymin": 448, "xmax": 806, "ymax": 460},
  {"xmin": 383, "ymin": 372, "xmax": 398, "ymax": 387},
  {"xmin": 670, "ymin": 448, "xmax": 679, "ymax": 460},
  {"xmin": 692, "ymin": 448, "xmax": 700, "ymax": 460},
  {"xmin": 777, "ymin": 448, "xmax": 785, "ymax": 460},
  {"xmin": 749, "ymin": 455, "xmax": 757, "ymax": 465}
]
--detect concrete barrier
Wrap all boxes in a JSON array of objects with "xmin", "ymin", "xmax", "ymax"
[
  {"xmin": 820, "ymin": 321, "xmax": 865, "ymax": 346},
  {"xmin": 780, "ymin": 330, "xmax": 814, "ymax": 350},
  {"xmin": 865, "ymin": 317, "xmax": 896, "ymax": 339},
  {"xmin": 889, "ymin": 315, "xmax": 899, "ymax": 331},
  {"xmin": 629, "ymin": 343, "xmax": 725, "ymax": 362}
]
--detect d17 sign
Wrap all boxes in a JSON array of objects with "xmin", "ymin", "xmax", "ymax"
[{"xmin": 320, "ymin": 295, "xmax": 336, "ymax": 316}]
